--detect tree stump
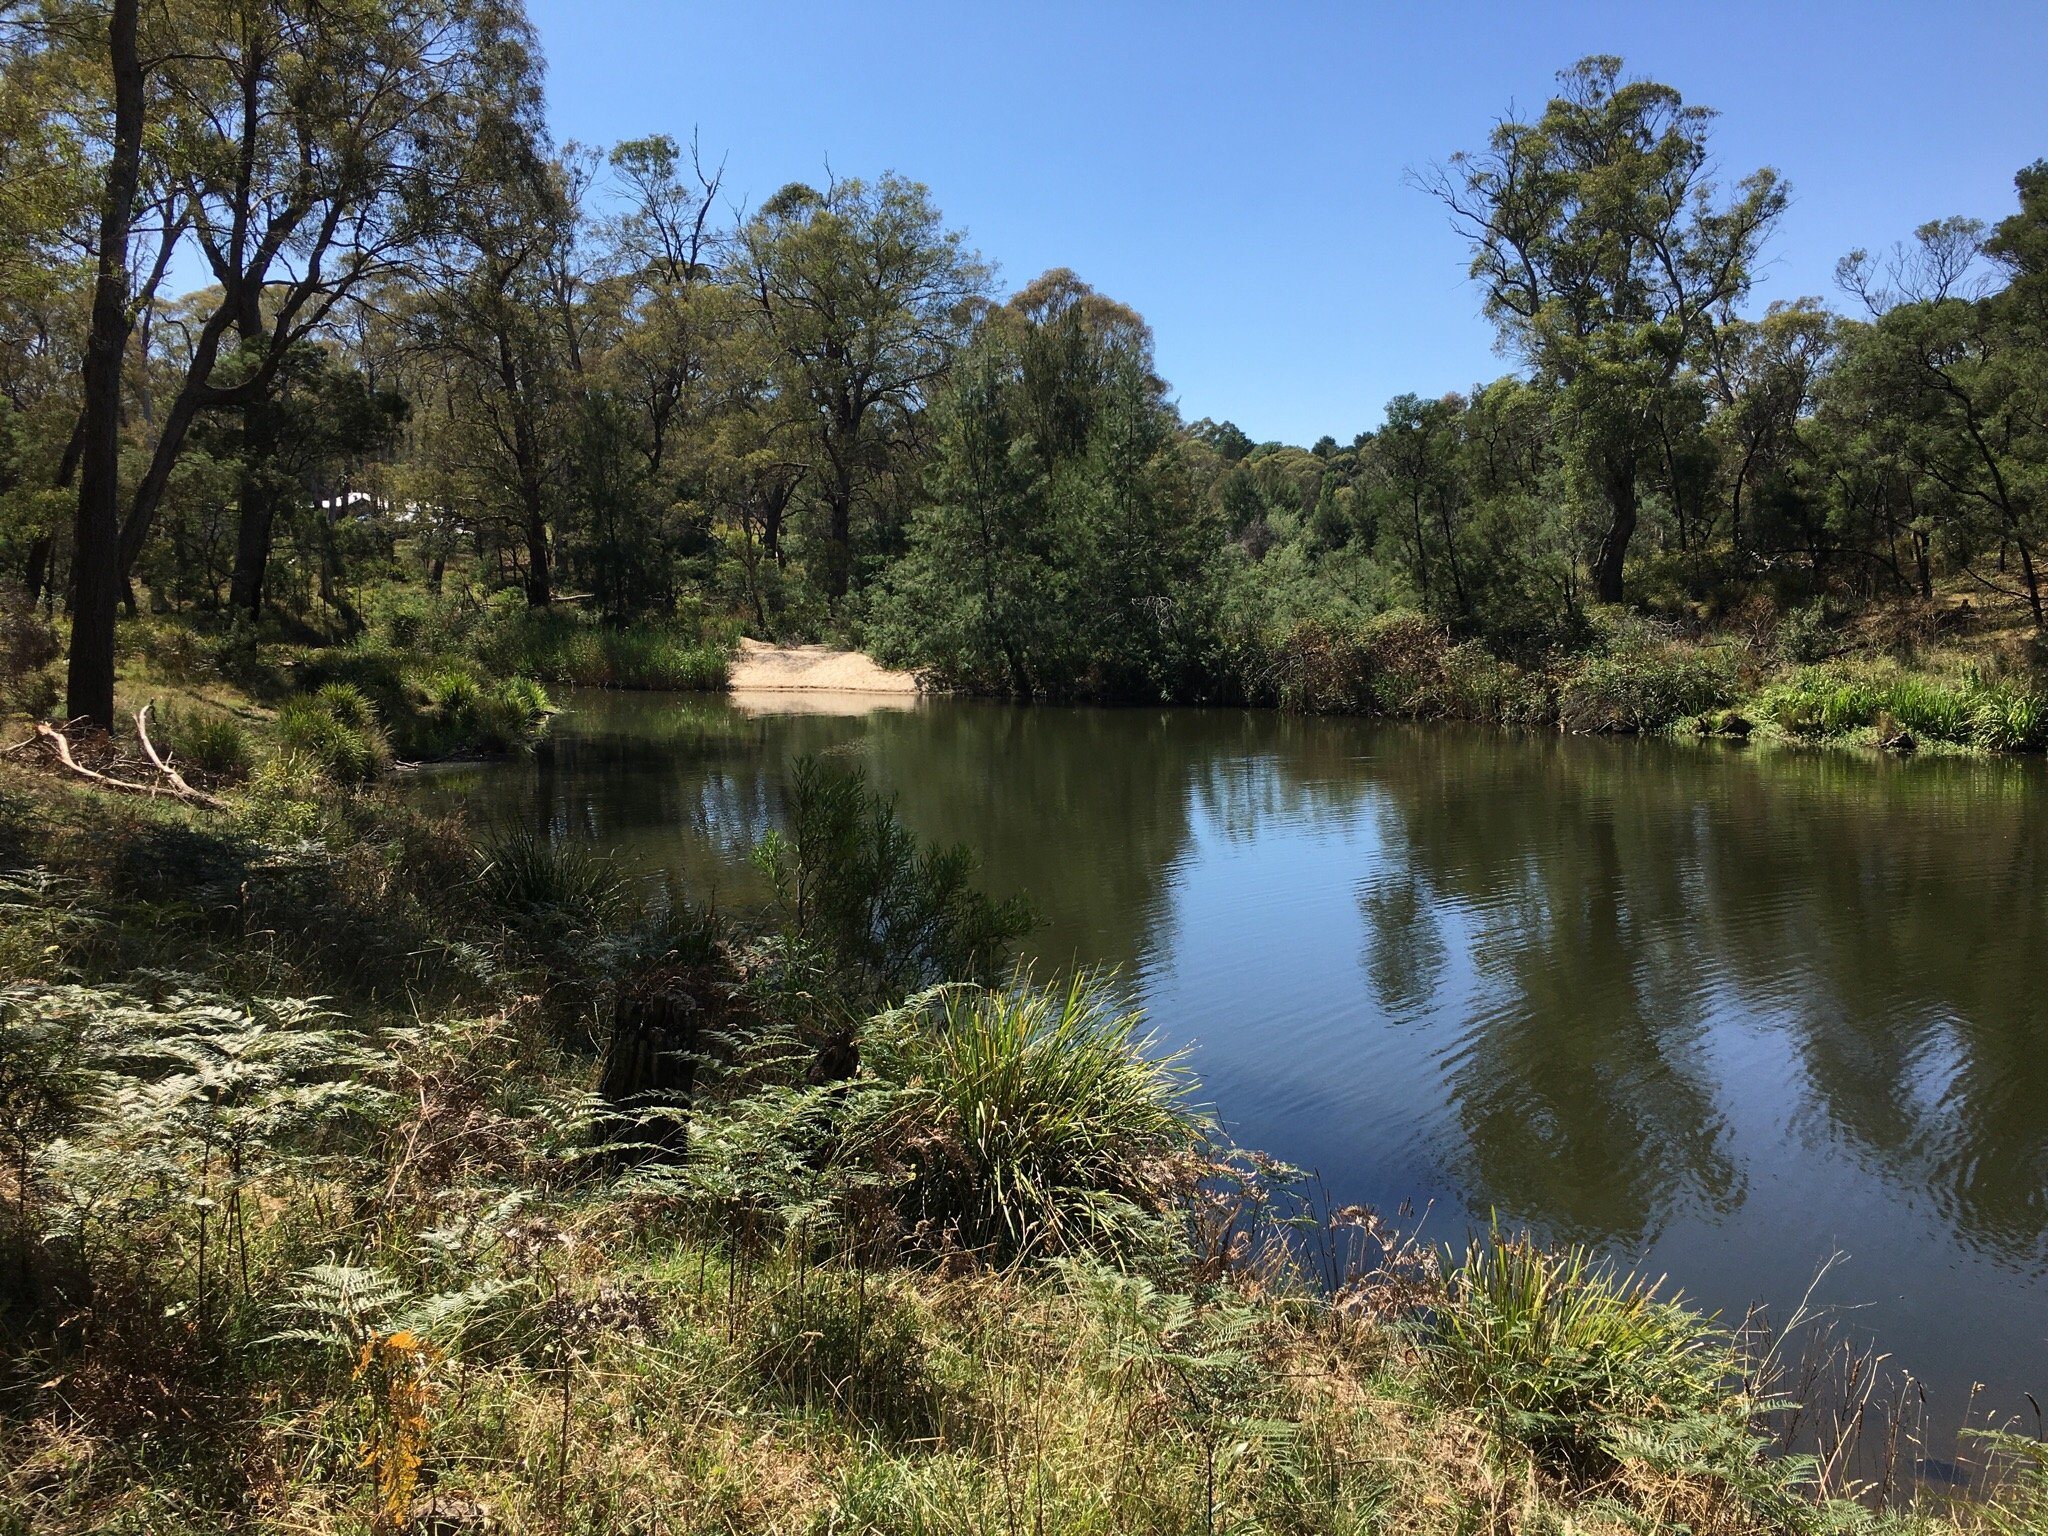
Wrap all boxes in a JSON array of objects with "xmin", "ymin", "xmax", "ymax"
[{"xmin": 597, "ymin": 972, "xmax": 700, "ymax": 1162}]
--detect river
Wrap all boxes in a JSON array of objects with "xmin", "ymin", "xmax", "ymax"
[{"xmin": 412, "ymin": 687, "xmax": 2048, "ymax": 1439}]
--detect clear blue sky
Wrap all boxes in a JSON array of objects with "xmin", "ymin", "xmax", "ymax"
[{"xmin": 525, "ymin": 0, "xmax": 2048, "ymax": 446}]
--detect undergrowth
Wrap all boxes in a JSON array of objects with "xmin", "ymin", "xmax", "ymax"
[{"xmin": 0, "ymin": 749, "xmax": 2038, "ymax": 1535}]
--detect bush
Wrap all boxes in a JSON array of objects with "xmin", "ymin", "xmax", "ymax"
[
  {"xmin": 876, "ymin": 974, "xmax": 1201, "ymax": 1264},
  {"xmin": 162, "ymin": 707, "xmax": 252, "ymax": 782},
  {"xmin": 293, "ymin": 645, "xmax": 550, "ymax": 759},
  {"xmin": 275, "ymin": 684, "xmax": 391, "ymax": 785},
  {"xmin": 752, "ymin": 756, "xmax": 1032, "ymax": 1004},
  {"xmin": 1775, "ymin": 600, "xmax": 1835, "ymax": 664},
  {"xmin": 1559, "ymin": 648, "xmax": 1735, "ymax": 734},
  {"xmin": 1432, "ymin": 1224, "xmax": 1733, "ymax": 1482},
  {"xmin": 0, "ymin": 584, "xmax": 61, "ymax": 719},
  {"xmin": 477, "ymin": 829, "xmax": 623, "ymax": 928}
]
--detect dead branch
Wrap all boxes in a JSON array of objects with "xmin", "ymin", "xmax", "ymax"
[
  {"xmin": 32, "ymin": 720, "xmax": 222, "ymax": 809},
  {"xmin": 136, "ymin": 702, "xmax": 225, "ymax": 808}
]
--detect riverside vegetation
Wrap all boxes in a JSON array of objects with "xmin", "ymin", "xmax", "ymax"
[
  {"xmin": 4, "ymin": 722, "xmax": 2048, "ymax": 1534},
  {"xmin": 7, "ymin": 7, "xmax": 2048, "ymax": 1531},
  {"xmin": 5, "ymin": 14, "xmax": 2047, "ymax": 757}
]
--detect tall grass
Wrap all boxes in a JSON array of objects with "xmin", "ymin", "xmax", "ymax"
[
  {"xmin": 1431, "ymin": 1223, "xmax": 1747, "ymax": 1485},
  {"xmin": 1762, "ymin": 666, "xmax": 2048, "ymax": 750},
  {"xmin": 481, "ymin": 609, "xmax": 731, "ymax": 691},
  {"xmin": 276, "ymin": 683, "xmax": 392, "ymax": 784},
  {"xmin": 292, "ymin": 644, "xmax": 551, "ymax": 760},
  {"xmin": 876, "ymin": 974, "xmax": 1203, "ymax": 1264}
]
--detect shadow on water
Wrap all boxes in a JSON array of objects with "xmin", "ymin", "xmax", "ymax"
[{"xmin": 415, "ymin": 691, "xmax": 2048, "ymax": 1430}]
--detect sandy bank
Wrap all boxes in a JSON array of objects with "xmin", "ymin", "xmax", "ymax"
[{"xmin": 727, "ymin": 638, "xmax": 921, "ymax": 694}]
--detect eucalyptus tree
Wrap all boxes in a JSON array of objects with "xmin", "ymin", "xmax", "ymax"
[
  {"xmin": 1370, "ymin": 392, "xmax": 1472, "ymax": 620},
  {"xmin": 97, "ymin": 0, "xmax": 539, "ymax": 624},
  {"xmin": 1827, "ymin": 180, "xmax": 2048, "ymax": 626},
  {"xmin": 881, "ymin": 270, "xmax": 1229, "ymax": 701},
  {"xmin": 1704, "ymin": 299, "xmax": 1834, "ymax": 556},
  {"xmin": 4, "ymin": 0, "xmax": 188, "ymax": 722},
  {"xmin": 736, "ymin": 174, "xmax": 989, "ymax": 600},
  {"xmin": 1422, "ymin": 56, "xmax": 1786, "ymax": 604},
  {"xmin": 401, "ymin": 95, "xmax": 580, "ymax": 609}
]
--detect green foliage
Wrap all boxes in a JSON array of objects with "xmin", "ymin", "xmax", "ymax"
[
  {"xmin": 873, "ymin": 975, "xmax": 1202, "ymax": 1264},
  {"xmin": 752, "ymin": 756, "xmax": 1031, "ymax": 1005},
  {"xmin": 292, "ymin": 644, "xmax": 552, "ymax": 760},
  {"xmin": 477, "ymin": 830, "xmax": 624, "ymax": 931},
  {"xmin": 276, "ymin": 684, "xmax": 392, "ymax": 784},
  {"xmin": 481, "ymin": 609, "xmax": 731, "ymax": 691},
  {"xmin": 1559, "ymin": 640, "xmax": 1738, "ymax": 733},
  {"xmin": 1759, "ymin": 667, "xmax": 2048, "ymax": 749},
  {"xmin": 159, "ymin": 706, "xmax": 253, "ymax": 781},
  {"xmin": 875, "ymin": 273, "xmax": 1236, "ymax": 702},
  {"xmin": 1432, "ymin": 1223, "xmax": 1745, "ymax": 1484}
]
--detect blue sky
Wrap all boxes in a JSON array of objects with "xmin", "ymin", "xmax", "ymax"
[{"xmin": 525, "ymin": 0, "xmax": 2048, "ymax": 446}]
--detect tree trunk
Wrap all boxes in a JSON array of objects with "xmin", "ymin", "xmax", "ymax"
[
  {"xmin": 523, "ymin": 503, "xmax": 551, "ymax": 607},
  {"xmin": 65, "ymin": 0, "xmax": 144, "ymax": 729},
  {"xmin": 1591, "ymin": 456, "xmax": 1638, "ymax": 606},
  {"xmin": 24, "ymin": 537, "xmax": 53, "ymax": 607},
  {"xmin": 226, "ymin": 287, "xmax": 283, "ymax": 619},
  {"xmin": 822, "ymin": 475, "xmax": 853, "ymax": 599}
]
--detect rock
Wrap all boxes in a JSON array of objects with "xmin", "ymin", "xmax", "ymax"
[{"xmin": 406, "ymin": 1492, "xmax": 494, "ymax": 1534}]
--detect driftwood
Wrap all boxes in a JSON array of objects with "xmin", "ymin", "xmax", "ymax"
[{"xmin": 30, "ymin": 708, "xmax": 224, "ymax": 809}]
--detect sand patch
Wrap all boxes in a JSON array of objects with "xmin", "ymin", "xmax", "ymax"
[{"xmin": 727, "ymin": 638, "xmax": 921, "ymax": 694}]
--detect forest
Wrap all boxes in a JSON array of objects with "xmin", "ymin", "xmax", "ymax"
[
  {"xmin": 2, "ymin": 6, "xmax": 2045, "ymax": 746},
  {"xmin": 6, "ymin": 4, "xmax": 2048, "ymax": 1534}
]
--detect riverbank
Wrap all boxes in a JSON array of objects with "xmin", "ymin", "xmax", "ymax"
[
  {"xmin": 728, "ymin": 636, "xmax": 920, "ymax": 694},
  {"xmin": 2, "ymin": 728, "xmax": 2045, "ymax": 1534}
]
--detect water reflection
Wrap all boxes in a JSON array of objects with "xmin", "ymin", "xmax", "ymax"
[{"xmin": 414, "ymin": 692, "xmax": 2048, "ymax": 1409}]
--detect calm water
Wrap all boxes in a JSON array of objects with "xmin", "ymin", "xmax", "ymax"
[{"xmin": 417, "ymin": 689, "xmax": 2048, "ymax": 1424}]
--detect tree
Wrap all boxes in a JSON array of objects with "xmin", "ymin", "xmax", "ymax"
[
  {"xmin": 880, "ymin": 271, "xmax": 1229, "ymax": 701},
  {"xmin": 1422, "ymin": 56, "xmax": 1786, "ymax": 603},
  {"xmin": 65, "ymin": 0, "xmax": 144, "ymax": 727},
  {"xmin": 402, "ymin": 44, "xmax": 577, "ymax": 609},
  {"xmin": 736, "ymin": 175, "xmax": 988, "ymax": 600},
  {"xmin": 1370, "ymin": 392, "xmax": 1471, "ymax": 619},
  {"xmin": 1829, "ymin": 197, "xmax": 2048, "ymax": 626},
  {"xmin": 108, "ymin": 0, "xmax": 536, "ymax": 618}
]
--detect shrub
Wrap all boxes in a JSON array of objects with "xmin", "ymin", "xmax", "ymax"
[
  {"xmin": 1559, "ymin": 648, "xmax": 1735, "ymax": 734},
  {"xmin": 275, "ymin": 685, "xmax": 391, "ymax": 785},
  {"xmin": 1775, "ymin": 600, "xmax": 1834, "ymax": 664},
  {"xmin": 877, "ymin": 973, "xmax": 1202, "ymax": 1264},
  {"xmin": 1432, "ymin": 1224, "xmax": 1733, "ymax": 1482},
  {"xmin": 163, "ymin": 707, "xmax": 252, "ymax": 782},
  {"xmin": 0, "ymin": 584, "xmax": 61, "ymax": 718},
  {"xmin": 752, "ymin": 756, "xmax": 1032, "ymax": 1004},
  {"xmin": 136, "ymin": 623, "xmax": 216, "ymax": 682},
  {"xmin": 294, "ymin": 646, "xmax": 549, "ymax": 759},
  {"xmin": 477, "ymin": 829, "xmax": 623, "ymax": 928}
]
